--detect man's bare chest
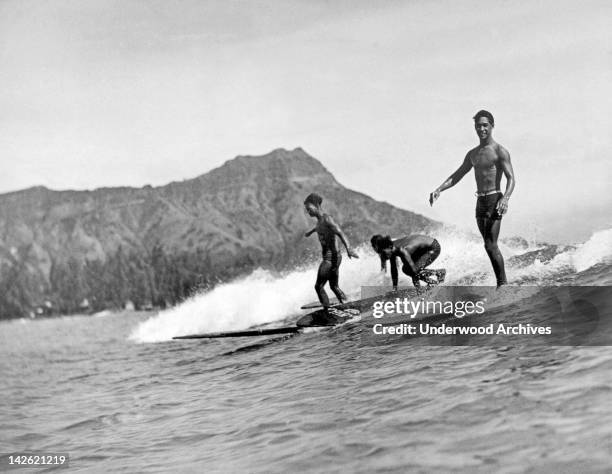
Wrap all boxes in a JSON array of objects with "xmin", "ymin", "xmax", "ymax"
[{"xmin": 470, "ymin": 148, "xmax": 498, "ymax": 169}]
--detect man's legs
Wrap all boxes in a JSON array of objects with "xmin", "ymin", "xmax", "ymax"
[
  {"xmin": 411, "ymin": 242, "xmax": 444, "ymax": 284},
  {"xmin": 476, "ymin": 217, "xmax": 507, "ymax": 286}
]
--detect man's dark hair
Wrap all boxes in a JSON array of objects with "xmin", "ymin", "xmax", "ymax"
[
  {"xmin": 371, "ymin": 234, "xmax": 393, "ymax": 252},
  {"xmin": 304, "ymin": 193, "xmax": 323, "ymax": 207},
  {"xmin": 473, "ymin": 109, "xmax": 495, "ymax": 126}
]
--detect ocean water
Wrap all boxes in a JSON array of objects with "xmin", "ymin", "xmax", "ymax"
[{"xmin": 1, "ymin": 228, "xmax": 611, "ymax": 473}]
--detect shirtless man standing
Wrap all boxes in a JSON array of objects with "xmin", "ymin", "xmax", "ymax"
[
  {"xmin": 304, "ymin": 193, "xmax": 359, "ymax": 311},
  {"xmin": 429, "ymin": 110, "xmax": 516, "ymax": 286}
]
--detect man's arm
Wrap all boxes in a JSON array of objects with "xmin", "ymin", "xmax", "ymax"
[
  {"xmin": 430, "ymin": 152, "xmax": 473, "ymax": 206},
  {"xmin": 380, "ymin": 255, "xmax": 387, "ymax": 272},
  {"xmin": 390, "ymin": 257, "xmax": 398, "ymax": 290},
  {"xmin": 326, "ymin": 216, "xmax": 359, "ymax": 258},
  {"xmin": 496, "ymin": 146, "xmax": 515, "ymax": 215},
  {"xmin": 304, "ymin": 227, "xmax": 317, "ymax": 237}
]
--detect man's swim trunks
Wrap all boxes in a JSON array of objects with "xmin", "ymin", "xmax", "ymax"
[{"xmin": 476, "ymin": 192, "xmax": 503, "ymax": 220}]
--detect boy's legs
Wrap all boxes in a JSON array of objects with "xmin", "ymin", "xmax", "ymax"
[
  {"xmin": 314, "ymin": 260, "xmax": 332, "ymax": 307},
  {"xmin": 328, "ymin": 253, "xmax": 346, "ymax": 303}
]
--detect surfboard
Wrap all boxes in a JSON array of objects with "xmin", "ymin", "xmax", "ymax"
[
  {"xmin": 296, "ymin": 307, "xmax": 361, "ymax": 327},
  {"xmin": 173, "ymin": 305, "xmax": 362, "ymax": 339},
  {"xmin": 172, "ymin": 284, "xmax": 441, "ymax": 340},
  {"xmin": 300, "ymin": 300, "xmax": 343, "ymax": 310},
  {"xmin": 300, "ymin": 291, "xmax": 410, "ymax": 311},
  {"xmin": 173, "ymin": 306, "xmax": 361, "ymax": 339},
  {"xmin": 173, "ymin": 326, "xmax": 301, "ymax": 339}
]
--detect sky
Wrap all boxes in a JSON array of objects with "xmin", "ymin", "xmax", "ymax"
[{"xmin": 1, "ymin": 0, "xmax": 610, "ymax": 243}]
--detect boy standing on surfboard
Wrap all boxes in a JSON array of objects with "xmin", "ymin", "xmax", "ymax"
[
  {"xmin": 303, "ymin": 193, "xmax": 359, "ymax": 313},
  {"xmin": 370, "ymin": 234, "xmax": 445, "ymax": 290}
]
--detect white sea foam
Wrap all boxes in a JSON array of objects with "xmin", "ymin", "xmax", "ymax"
[
  {"xmin": 510, "ymin": 228, "xmax": 612, "ymax": 282},
  {"xmin": 572, "ymin": 228, "xmax": 612, "ymax": 272},
  {"xmin": 130, "ymin": 246, "xmax": 383, "ymax": 343}
]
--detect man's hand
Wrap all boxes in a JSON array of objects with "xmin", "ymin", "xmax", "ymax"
[
  {"xmin": 429, "ymin": 190, "xmax": 440, "ymax": 206},
  {"xmin": 496, "ymin": 196, "xmax": 509, "ymax": 215},
  {"xmin": 347, "ymin": 248, "xmax": 359, "ymax": 259},
  {"xmin": 304, "ymin": 228, "xmax": 315, "ymax": 237}
]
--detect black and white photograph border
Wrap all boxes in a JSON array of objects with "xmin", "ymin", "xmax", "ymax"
[{"xmin": 1, "ymin": 1, "xmax": 611, "ymax": 472}]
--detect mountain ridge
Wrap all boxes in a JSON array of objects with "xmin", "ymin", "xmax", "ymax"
[{"xmin": 0, "ymin": 148, "xmax": 438, "ymax": 318}]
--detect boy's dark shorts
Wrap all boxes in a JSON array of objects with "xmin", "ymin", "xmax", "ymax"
[{"xmin": 476, "ymin": 192, "xmax": 504, "ymax": 220}]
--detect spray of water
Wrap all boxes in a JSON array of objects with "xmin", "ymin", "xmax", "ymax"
[{"xmin": 510, "ymin": 228, "xmax": 612, "ymax": 282}]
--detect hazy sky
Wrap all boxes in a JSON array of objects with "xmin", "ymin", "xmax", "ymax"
[{"xmin": 1, "ymin": 0, "xmax": 610, "ymax": 243}]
